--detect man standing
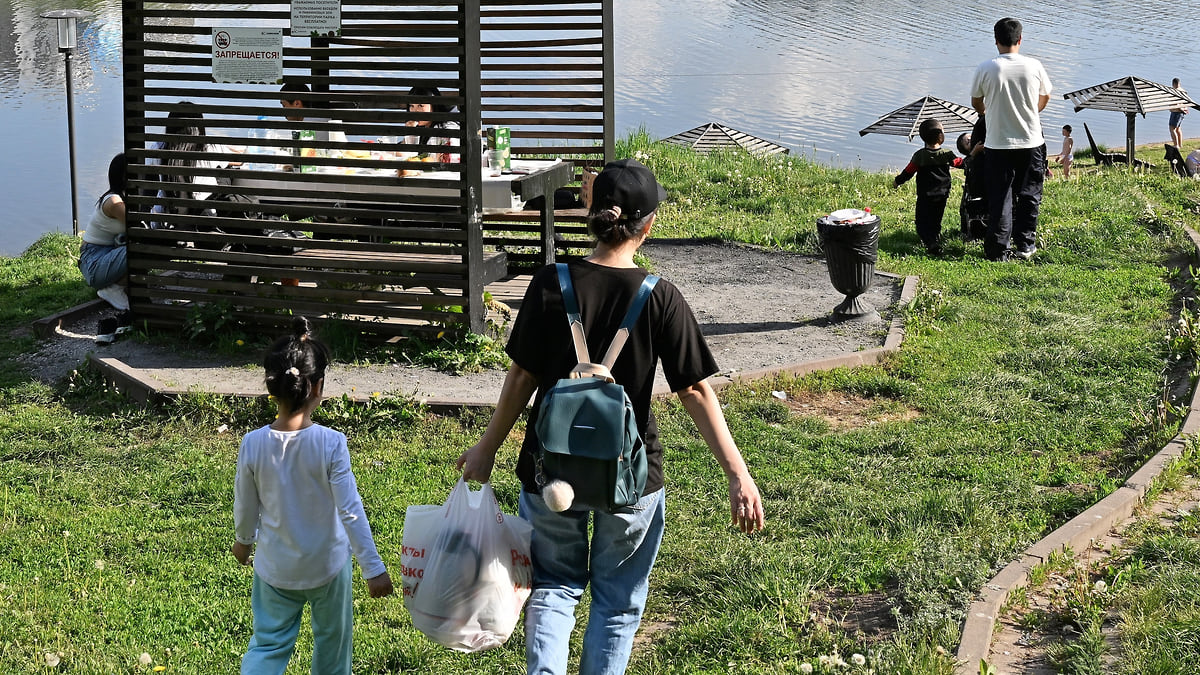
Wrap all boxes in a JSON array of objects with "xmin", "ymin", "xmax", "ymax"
[
  {"xmin": 1169, "ymin": 77, "xmax": 1188, "ymax": 149},
  {"xmin": 970, "ymin": 18, "xmax": 1052, "ymax": 262}
]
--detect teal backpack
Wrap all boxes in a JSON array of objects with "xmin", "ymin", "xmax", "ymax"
[{"xmin": 533, "ymin": 263, "xmax": 659, "ymax": 512}]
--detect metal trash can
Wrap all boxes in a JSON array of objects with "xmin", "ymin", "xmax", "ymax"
[{"xmin": 816, "ymin": 209, "xmax": 880, "ymax": 319}]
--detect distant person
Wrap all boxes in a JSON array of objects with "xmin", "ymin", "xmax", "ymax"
[
  {"xmin": 80, "ymin": 153, "xmax": 131, "ymax": 314},
  {"xmin": 1169, "ymin": 77, "xmax": 1188, "ymax": 148},
  {"xmin": 891, "ymin": 118, "xmax": 965, "ymax": 256},
  {"xmin": 279, "ymin": 82, "xmax": 315, "ymax": 123},
  {"xmin": 232, "ymin": 316, "xmax": 393, "ymax": 675},
  {"xmin": 970, "ymin": 17, "xmax": 1052, "ymax": 262},
  {"xmin": 1052, "ymin": 124, "xmax": 1074, "ymax": 180},
  {"xmin": 1187, "ymin": 148, "xmax": 1200, "ymax": 176},
  {"xmin": 405, "ymin": 85, "xmax": 459, "ymax": 164}
]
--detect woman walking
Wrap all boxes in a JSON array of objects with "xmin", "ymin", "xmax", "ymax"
[{"xmin": 457, "ymin": 158, "xmax": 764, "ymax": 675}]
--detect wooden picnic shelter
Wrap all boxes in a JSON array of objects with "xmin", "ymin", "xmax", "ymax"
[
  {"xmin": 1062, "ymin": 76, "xmax": 1200, "ymax": 168},
  {"xmin": 122, "ymin": 0, "xmax": 613, "ymax": 337}
]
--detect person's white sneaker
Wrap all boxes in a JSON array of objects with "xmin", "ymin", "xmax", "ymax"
[
  {"xmin": 1013, "ymin": 246, "xmax": 1038, "ymax": 261},
  {"xmin": 96, "ymin": 284, "xmax": 130, "ymax": 311}
]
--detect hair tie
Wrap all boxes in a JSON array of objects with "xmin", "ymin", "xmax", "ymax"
[
  {"xmin": 286, "ymin": 367, "xmax": 300, "ymax": 376},
  {"xmin": 607, "ymin": 205, "xmax": 622, "ymax": 220}
]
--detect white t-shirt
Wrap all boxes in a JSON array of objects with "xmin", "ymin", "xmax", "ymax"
[
  {"xmin": 234, "ymin": 423, "xmax": 386, "ymax": 590},
  {"xmin": 81, "ymin": 194, "xmax": 125, "ymax": 246},
  {"xmin": 971, "ymin": 53, "xmax": 1053, "ymax": 150}
]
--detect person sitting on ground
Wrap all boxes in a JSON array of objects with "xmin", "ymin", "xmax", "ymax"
[
  {"xmin": 892, "ymin": 118, "xmax": 965, "ymax": 256},
  {"xmin": 1187, "ymin": 149, "xmax": 1200, "ymax": 177},
  {"xmin": 80, "ymin": 153, "xmax": 131, "ymax": 315}
]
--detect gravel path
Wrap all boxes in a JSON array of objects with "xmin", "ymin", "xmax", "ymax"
[{"xmin": 19, "ymin": 240, "xmax": 903, "ymax": 404}]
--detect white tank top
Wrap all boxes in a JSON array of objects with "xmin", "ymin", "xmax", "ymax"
[{"xmin": 81, "ymin": 194, "xmax": 126, "ymax": 246}]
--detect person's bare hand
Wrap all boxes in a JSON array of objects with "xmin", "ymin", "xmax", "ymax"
[
  {"xmin": 231, "ymin": 541, "xmax": 252, "ymax": 566},
  {"xmin": 366, "ymin": 572, "xmax": 394, "ymax": 598},
  {"xmin": 728, "ymin": 475, "xmax": 765, "ymax": 534},
  {"xmin": 456, "ymin": 444, "xmax": 496, "ymax": 483}
]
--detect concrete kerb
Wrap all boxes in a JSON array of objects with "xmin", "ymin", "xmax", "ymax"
[
  {"xmin": 80, "ymin": 273, "xmax": 919, "ymax": 413},
  {"xmin": 954, "ymin": 226, "xmax": 1200, "ymax": 674}
]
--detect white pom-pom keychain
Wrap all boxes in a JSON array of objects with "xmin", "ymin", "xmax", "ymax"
[{"xmin": 541, "ymin": 479, "xmax": 575, "ymax": 512}]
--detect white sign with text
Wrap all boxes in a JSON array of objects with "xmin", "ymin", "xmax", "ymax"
[
  {"xmin": 212, "ymin": 28, "xmax": 283, "ymax": 84},
  {"xmin": 291, "ymin": 0, "xmax": 342, "ymax": 37}
]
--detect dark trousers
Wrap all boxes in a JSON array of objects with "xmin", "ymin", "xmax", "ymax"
[
  {"xmin": 915, "ymin": 194, "xmax": 948, "ymax": 249},
  {"xmin": 984, "ymin": 144, "xmax": 1046, "ymax": 259}
]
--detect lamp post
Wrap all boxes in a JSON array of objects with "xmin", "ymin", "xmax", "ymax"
[{"xmin": 39, "ymin": 9, "xmax": 93, "ymax": 236}]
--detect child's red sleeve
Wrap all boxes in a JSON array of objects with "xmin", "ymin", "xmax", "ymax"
[{"xmin": 894, "ymin": 162, "xmax": 917, "ymax": 186}]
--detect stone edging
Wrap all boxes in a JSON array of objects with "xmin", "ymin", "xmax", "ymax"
[
  {"xmin": 83, "ymin": 272, "xmax": 920, "ymax": 414},
  {"xmin": 954, "ymin": 227, "xmax": 1200, "ymax": 673}
]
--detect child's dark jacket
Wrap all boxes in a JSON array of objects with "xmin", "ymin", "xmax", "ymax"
[{"xmin": 894, "ymin": 147, "xmax": 964, "ymax": 198}]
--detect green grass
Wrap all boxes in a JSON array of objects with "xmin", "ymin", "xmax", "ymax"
[{"xmin": 1, "ymin": 134, "xmax": 1199, "ymax": 672}]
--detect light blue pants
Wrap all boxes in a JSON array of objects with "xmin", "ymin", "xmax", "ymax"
[
  {"xmin": 241, "ymin": 560, "xmax": 353, "ymax": 675},
  {"xmin": 520, "ymin": 488, "xmax": 666, "ymax": 675},
  {"xmin": 78, "ymin": 242, "xmax": 127, "ymax": 290}
]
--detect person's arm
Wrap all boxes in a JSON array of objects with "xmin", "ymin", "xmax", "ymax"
[
  {"xmin": 676, "ymin": 380, "xmax": 764, "ymax": 533},
  {"xmin": 101, "ymin": 194, "xmax": 127, "ymax": 224},
  {"xmin": 971, "ymin": 96, "xmax": 986, "ymax": 116},
  {"xmin": 893, "ymin": 162, "xmax": 917, "ymax": 188},
  {"xmin": 328, "ymin": 435, "xmax": 392, "ymax": 597},
  {"xmin": 456, "ymin": 362, "xmax": 539, "ymax": 483},
  {"xmin": 232, "ymin": 443, "xmax": 259, "ymax": 565},
  {"xmin": 1037, "ymin": 94, "xmax": 1050, "ymax": 112}
]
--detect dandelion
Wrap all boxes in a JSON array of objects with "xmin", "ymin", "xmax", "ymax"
[
  {"xmin": 851, "ymin": 653, "xmax": 866, "ymax": 666},
  {"xmin": 935, "ymin": 645, "xmax": 946, "ymax": 655},
  {"xmin": 94, "ymin": 560, "xmax": 105, "ymax": 570},
  {"xmin": 235, "ymin": 339, "xmax": 244, "ymax": 346},
  {"xmin": 1093, "ymin": 579, "xmax": 1108, "ymax": 594},
  {"xmin": 818, "ymin": 655, "xmax": 831, "ymax": 666},
  {"xmin": 139, "ymin": 652, "xmax": 153, "ymax": 666},
  {"xmin": 799, "ymin": 664, "xmax": 813, "ymax": 674},
  {"xmin": 154, "ymin": 667, "xmax": 166, "ymax": 673},
  {"xmin": 62, "ymin": 530, "xmax": 70, "ymax": 538},
  {"xmin": 372, "ymin": 392, "xmax": 381, "ymax": 398},
  {"xmin": 45, "ymin": 652, "xmax": 61, "ymax": 667}
]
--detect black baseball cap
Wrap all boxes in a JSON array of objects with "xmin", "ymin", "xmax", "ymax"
[{"xmin": 591, "ymin": 158, "xmax": 668, "ymax": 220}]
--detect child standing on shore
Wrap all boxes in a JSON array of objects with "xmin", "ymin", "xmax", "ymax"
[
  {"xmin": 232, "ymin": 316, "xmax": 392, "ymax": 675},
  {"xmin": 1052, "ymin": 125, "xmax": 1074, "ymax": 179},
  {"xmin": 893, "ymin": 118, "xmax": 965, "ymax": 256}
]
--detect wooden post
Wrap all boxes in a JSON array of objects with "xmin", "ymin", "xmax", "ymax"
[
  {"xmin": 602, "ymin": 0, "xmax": 615, "ymax": 163},
  {"xmin": 1126, "ymin": 112, "xmax": 1136, "ymax": 168},
  {"xmin": 463, "ymin": 0, "xmax": 486, "ymax": 333}
]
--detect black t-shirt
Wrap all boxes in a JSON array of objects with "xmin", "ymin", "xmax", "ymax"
[{"xmin": 506, "ymin": 260, "xmax": 719, "ymax": 496}]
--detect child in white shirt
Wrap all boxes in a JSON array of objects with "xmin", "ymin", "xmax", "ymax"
[{"xmin": 232, "ymin": 316, "xmax": 392, "ymax": 674}]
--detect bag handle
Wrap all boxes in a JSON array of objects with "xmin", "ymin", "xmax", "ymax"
[{"xmin": 555, "ymin": 263, "xmax": 659, "ymax": 372}]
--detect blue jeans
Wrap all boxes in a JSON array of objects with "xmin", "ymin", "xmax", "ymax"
[
  {"xmin": 78, "ymin": 241, "xmax": 127, "ymax": 290},
  {"xmin": 241, "ymin": 560, "xmax": 353, "ymax": 675},
  {"xmin": 520, "ymin": 488, "xmax": 666, "ymax": 675}
]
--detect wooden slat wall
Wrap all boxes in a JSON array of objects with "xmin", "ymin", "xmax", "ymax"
[
  {"xmin": 123, "ymin": 0, "xmax": 492, "ymax": 337},
  {"xmin": 478, "ymin": 0, "xmax": 612, "ymax": 268}
]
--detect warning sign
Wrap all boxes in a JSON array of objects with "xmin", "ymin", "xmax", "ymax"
[
  {"xmin": 212, "ymin": 28, "xmax": 283, "ymax": 84},
  {"xmin": 291, "ymin": 0, "xmax": 342, "ymax": 37}
]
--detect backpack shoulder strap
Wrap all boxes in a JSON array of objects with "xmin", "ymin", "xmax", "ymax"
[
  {"xmin": 599, "ymin": 274, "xmax": 660, "ymax": 370},
  {"xmin": 556, "ymin": 263, "xmax": 590, "ymax": 364}
]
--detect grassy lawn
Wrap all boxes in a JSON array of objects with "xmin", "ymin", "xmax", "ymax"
[{"xmin": 1, "ymin": 134, "xmax": 1198, "ymax": 673}]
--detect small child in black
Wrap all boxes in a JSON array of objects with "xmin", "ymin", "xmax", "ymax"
[{"xmin": 893, "ymin": 118, "xmax": 965, "ymax": 256}]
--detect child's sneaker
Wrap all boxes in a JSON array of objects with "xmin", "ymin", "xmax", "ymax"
[
  {"xmin": 96, "ymin": 284, "xmax": 130, "ymax": 311},
  {"xmin": 1013, "ymin": 246, "xmax": 1037, "ymax": 261}
]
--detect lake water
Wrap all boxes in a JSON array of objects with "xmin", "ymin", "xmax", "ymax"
[{"xmin": 2, "ymin": 0, "xmax": 1197, "ymax": 256}]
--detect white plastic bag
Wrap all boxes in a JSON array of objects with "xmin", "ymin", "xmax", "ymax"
[{"xmin": 401, "ymin": 479, "xmax": 533, "ymax": 652}]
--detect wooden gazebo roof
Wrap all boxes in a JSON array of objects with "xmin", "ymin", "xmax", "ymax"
[
  {"xmin": 662, "ymin": 123, "xmax": 789, "ymax": 156},
  {"xmin": 1062, "ymin": 76, "xmax": 1200, "ymax": 116},
  {"xmin": 858, "ymin": 96, "xmax": 978, "ymax": 141}
]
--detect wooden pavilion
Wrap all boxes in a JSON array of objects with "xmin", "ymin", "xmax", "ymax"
[{"xmin": 122, "ymin": 0, "xmax": 613, "ymax": 336}]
